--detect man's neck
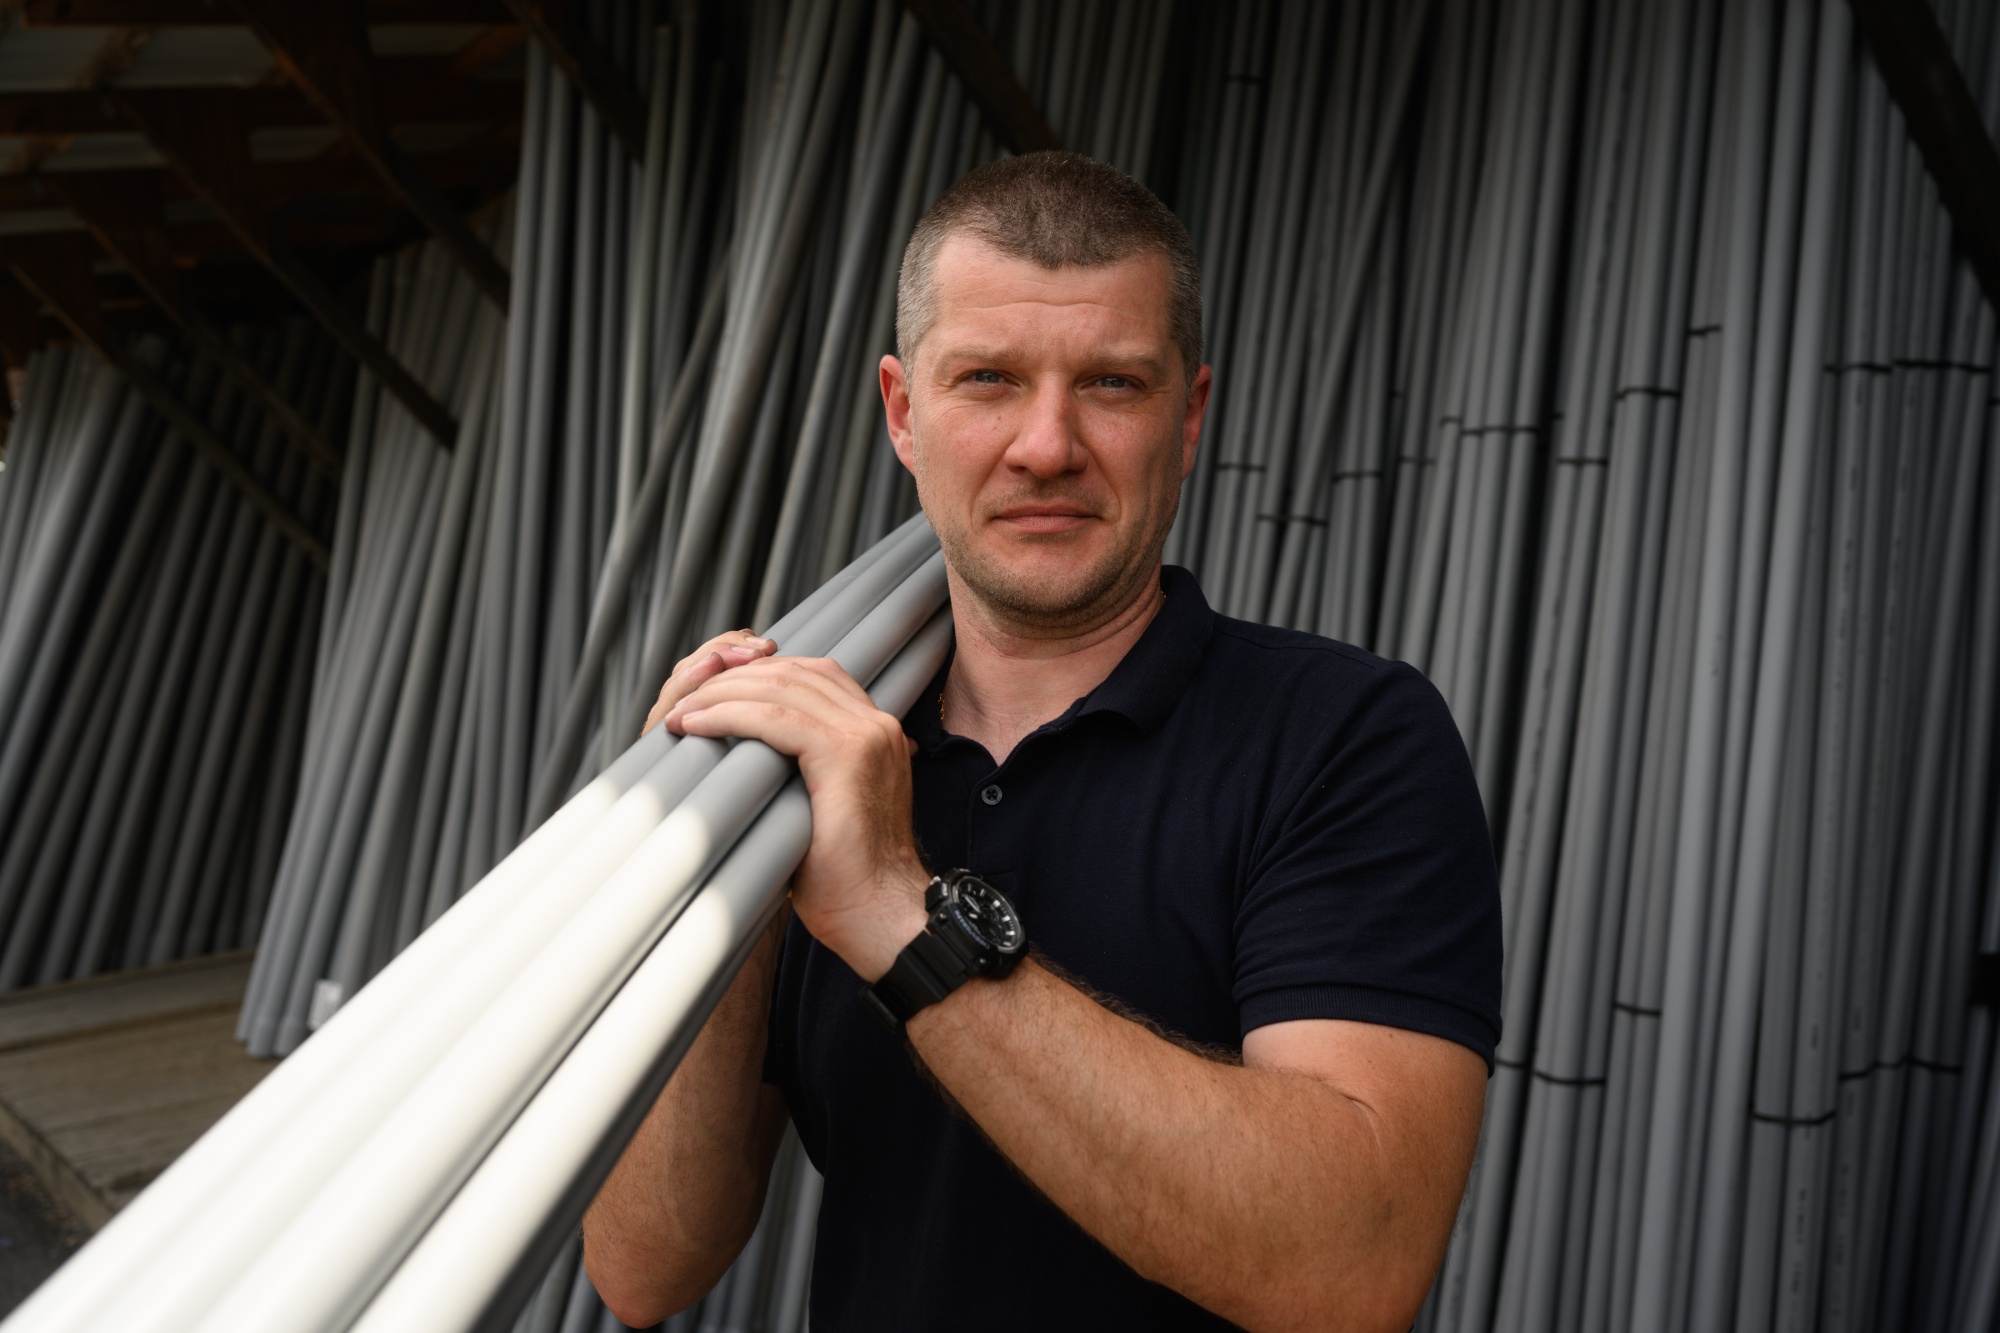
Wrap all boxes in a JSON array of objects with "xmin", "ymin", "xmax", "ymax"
[{"xmin": 940, "ymin": 567, "xmax": 1166, "ymax": 765}]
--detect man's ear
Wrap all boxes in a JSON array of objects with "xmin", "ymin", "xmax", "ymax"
[
  {"xmin": 1181, "ymin": 363, "xmax": 1214, "ymax": 480},
  {"xmin": 881, "ymin": 354, "xmax": 917, "ymax": 474}
]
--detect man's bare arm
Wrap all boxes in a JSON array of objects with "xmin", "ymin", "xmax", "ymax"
[
  {"xmin": 907, "ymin": 962, "xmax": 1486, "ymax": 1333},
  {"xmin": 582, "ymin": 913, "xmax": 789, "ymax": 1327}
]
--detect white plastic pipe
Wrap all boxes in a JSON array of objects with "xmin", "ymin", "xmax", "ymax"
[
  {"xmin": 350, "ymin": 605, "xmax": 953, "ymax": 1333},
  {"xmin": 188, "ymin": 552, "xmax": 947, "ymax": 1333}
]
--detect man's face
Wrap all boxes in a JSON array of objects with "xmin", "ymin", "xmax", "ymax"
[{"xmin": 880, "ymin": 235, "xmax": 1212, "ymax": 633}]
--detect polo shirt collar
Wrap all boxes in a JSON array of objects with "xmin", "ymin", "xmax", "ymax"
[
  {"xmin": 908, "ymin": 565, "xmax": 1214, "ymax": 752},
  {"xmin": 1070, "ymin": 564, "xmax": 1213, "ymax": 732}
]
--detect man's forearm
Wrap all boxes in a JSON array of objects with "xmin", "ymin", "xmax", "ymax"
[
  {"xmin": 583, "ymin": 914, "xmax": 790, "ymax": 1327},
  {"xmin": 905, "ymin": 959, "xmax": 1477, "ymax": 1333}
]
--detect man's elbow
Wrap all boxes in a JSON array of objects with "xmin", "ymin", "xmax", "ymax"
[
  {"xmin": 593, "ymin": 1282, "xmax": 675, "ymax": 1333},
  {"xmin": 581, "ymin": 1220, "xmax": 734, "ymax": 1329},
  {"xmin": 1234, "ymin": 1277, "xmax": 1428, "ymax": 1333},
  {"xmin": 1222, "ymin": 1223, "xmax": 1439, "ymax": 1333},
  {"xmin": 582, "ymin": 1242, "xmax": 674, "ymax": 1330}
]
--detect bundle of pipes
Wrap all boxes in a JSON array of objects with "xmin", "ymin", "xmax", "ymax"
[
  {"xmin": 2, "ymin": 518, "xmax": 951, "ymax": 1333},
  {"xmin": 0, "ymin": 327, "xmax": 342, "ymax": 993},
  {"xmin": 2, "ymin": 0, "xmax": 1997, "ymax": 1329}
]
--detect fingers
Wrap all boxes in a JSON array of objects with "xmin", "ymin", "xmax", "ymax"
[
  {"xmin": 663, "ymin": 657, "xmax": 876, "ymax": 735},
  {"xmin": 663, "ymin": 659, "xmax": 905, "ymax": 765},
  {"xmin": 672, "ymin": 700, "xmax": 910, "ymax": 796},
  {"xmin": 643, "ymin": 630, "xmax": 775, "ymax": 734},
  {"xmin": 666, "ymin": 699, "xmax": 827, "ymax": 757}
]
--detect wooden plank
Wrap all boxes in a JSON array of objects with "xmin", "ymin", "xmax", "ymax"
[
  {"xmin": 0, "ymin": 1094, "xmax": 110, "ymax": 1230},
  {"xmin": 901, "ymin": 0, "xmax": 1060, "ymax": 155},
  {"xmin": 500, "ymin": 0, "xmax": 645, "ymax": 159},
  {"xmin": 229, "ymin": 0, "xmax": 510, "ymax": 310},
  {"xmin": 47, "ymin": 171, "xmax": 342, "ymax": 477},
  {"xmin": 0, "ymin": 1007, "xmax": 271, "ymax": 1218},
  {"xmin": 0, "ymin": 954, "xmax": 267, "ymax": 1228},
  {"xmin": 24, "ymin": 0, "xmax": 508, "ymax": 25},
  {"xmin": 1, "ymin": 230, "xmax": 333, "ymax": 566},
  {"xmin": 1850, "ymin": 0, "xmax": 2000, "ymax": 314},
  {"xmin": 0, "ymin": 953, "xmax": 253, "ymax": 1055},
  {"xmin": 117, "ymin": 87, "xmax": 459, "ymax": 448}
]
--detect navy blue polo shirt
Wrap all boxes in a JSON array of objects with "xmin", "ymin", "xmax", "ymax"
[{"xmin": 764, "ymin": 565, "xmax": 1502, "ymax": 1331}]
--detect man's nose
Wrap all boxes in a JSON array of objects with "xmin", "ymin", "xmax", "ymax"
[{"xmin": 1005, "ymin": 379, "xmax": 1087, "ymax": 478}]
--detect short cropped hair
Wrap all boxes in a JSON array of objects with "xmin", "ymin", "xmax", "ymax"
[{"xmin": 896, "ymin": 151, "xmax": 1203, "ymax": 383}]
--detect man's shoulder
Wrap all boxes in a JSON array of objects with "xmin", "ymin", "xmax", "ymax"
[
  {"xmin": 1185, "ymin": 612, "xmax": 1461, "ymax": 763},
  {"xmin": 1202, "ymin": 612, "xmax": 1431, "ymax": 702}
]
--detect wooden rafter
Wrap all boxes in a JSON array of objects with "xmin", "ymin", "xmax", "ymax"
[
  {"xmin": 228, "ymin": 0, "xmax": 510, "ymax": 311},
  {"xmin": 46, "ymin": 171, "xmax": 341, "ymax": 477},
  {"xmin": 500, "ymin": 0, "xmax": 645, "ymax": 159},
  {"xmin": 4, "ymin": 24, "xmax": 153, "ymax": 177},
  {"xmin": 24, "ymin": 0, "xmax": 508, "ymax": 25},
  {"xmin": 1849, "ymin": 0, "xmax": 2000, "ymax": 315},
  {"xmin": 0, "ymin": 271, "xmax": 43, "ymax": 371},
  {"xmin": 901, "ymin": 0, "xmax": 1060, "ymax": 155},
  {"xmin": 117, "ymin": 88, "xmax": 458, "ymax": 448},
  {"xmin": 0, "ymin": 62, "xmax": 521, "ymax": 137},
  {"xmin": 450, "ymin": 24, "xmax": 526, "ymax": 78},
  {"xmin": 0, "ymin": 231, "xmax": 329, "ymax": 567}
]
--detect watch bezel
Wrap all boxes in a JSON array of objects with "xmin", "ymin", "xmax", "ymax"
[
  {"xmin": 929, "ymin": 871, "xmax": 1026, "ymax": 976},
  {"xmin": 946, "ymin": 880, "xmax": 1024, "ymax": 957}
]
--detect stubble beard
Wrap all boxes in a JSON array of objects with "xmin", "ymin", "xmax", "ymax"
[{"xmin": 912, "ymin": 424, "xmax": 1182, "ymax": 636}]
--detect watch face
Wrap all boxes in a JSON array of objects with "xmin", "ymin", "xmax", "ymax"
[{"xmin": 951, "ymin": 879, "xmax": 1025, "ymax": 955}]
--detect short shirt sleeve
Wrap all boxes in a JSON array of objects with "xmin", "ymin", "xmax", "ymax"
[{"xmin": 1232, "ymin": 659, "xmax": 1503, "ymax": 1067}]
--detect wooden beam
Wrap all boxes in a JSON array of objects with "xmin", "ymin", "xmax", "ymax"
[
  {"xmin": 116, "ymin": 88, "xmax": 458, "ymax": 448},
  {"xmin": 450, "ymin": 23, "xmax": 526, "ymax": 78},
  {"xmin": 901, "ymin": 0, "xmax": 1060, "ymax": 155},
  {"xmin": 0, "ymin": 62, "xmax": 519, "ymax": 138},
  {"xmin": 46, "ymin": 171, "xmax": 341, "ymax": 477},
  {"xmin": 228, "ymin": 0, "xmax": 510, "ymax": 311},
  {"xmin": 499, "ymin": 0, "xmax": 645, "ymax": 159},
  {"xmin": 0, "ymin": 138, "xmax": 519, "ymax": 219},
  {"xmin": 24, "ymin": 0, "xmax": 508, "ymax": 25},
  {"xmin": 0, "ymin": 271, "xmax": 44, "ymax": 371},
  {"xmin": 0, "ymin": 232, "xmax": 329, "ymax": 568},
  {"xmin": 1849, "ymin": 0, "xmax": 2000, "ymax": 313}
]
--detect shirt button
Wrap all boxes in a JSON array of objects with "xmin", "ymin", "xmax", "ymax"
[{"xmin": 980, "ymin": 784, "xmax": 1003, "ymax": 806}]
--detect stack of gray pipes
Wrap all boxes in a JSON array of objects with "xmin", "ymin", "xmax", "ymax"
[
  {"xmin": 0, "ymin": 327, "xmax": 342, "ymax": 994},
  {"xmin": 0, "ymin": 0, "xmax": 1995, "ymax": 1330}
]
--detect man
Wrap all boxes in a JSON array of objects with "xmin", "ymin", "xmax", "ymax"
[{"xmin": 584, "ymin": 152, "xmax": 1502, "ymax": 1333}]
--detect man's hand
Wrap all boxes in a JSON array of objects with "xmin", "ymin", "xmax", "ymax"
[
  {"xmin": 663, "ymin": 655, "xmax": 929, "ymax": 981},
  {"xmin": 642, "ymin": 629, "xmax": 777, "ymax": 734}
]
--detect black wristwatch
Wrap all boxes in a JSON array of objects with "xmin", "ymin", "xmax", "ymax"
[{"xmin": 860, "ymin": 870, "xmax": 1027, "ymax": 1029}]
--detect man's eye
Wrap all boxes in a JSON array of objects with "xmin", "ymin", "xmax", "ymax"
[
  {"xmin": 1097, "ymin": 375, "xmax": 1136, "ymax": 390},
  {"xmin": 969, "ymin": 370, "xmax": 1004, "ymax": 385}
]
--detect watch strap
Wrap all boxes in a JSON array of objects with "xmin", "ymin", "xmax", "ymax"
[{"xmin": 860, "ymin": 926, "xmax": 974, "ymax": 1029}]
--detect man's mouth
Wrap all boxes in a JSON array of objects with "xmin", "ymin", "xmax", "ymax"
[{"xmin": 991, "ymin": 505, "xmax": 1097, "ymax": 535}]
